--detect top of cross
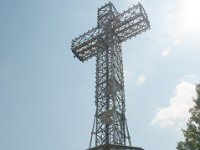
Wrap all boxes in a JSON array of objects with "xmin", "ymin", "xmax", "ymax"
[{"xmin": 71, "ymin": 2, "xmax": 150, "ymax": 62}]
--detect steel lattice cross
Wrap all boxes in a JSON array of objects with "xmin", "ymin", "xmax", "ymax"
[{"xmin": 71, "ymin": 2, "xmax": 150, "ymax": 150}]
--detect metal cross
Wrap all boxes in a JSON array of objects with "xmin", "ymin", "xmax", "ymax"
[{"xmin": 71, "ymin": 2, "xmax": 150, "ymax": 150}]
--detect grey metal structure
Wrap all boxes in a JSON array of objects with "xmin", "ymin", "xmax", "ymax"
[{"xmin": 71, "ymin": 2, "xmax": 150, "ymax": 150}]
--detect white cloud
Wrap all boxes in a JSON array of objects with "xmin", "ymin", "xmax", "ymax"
[
  {"xmin": 136, "ymin": 74, "xmax": 146, "ymax": 85},
  {"xmin": 151, "ymin": 81, "xmax": 196, "ymax": 128},
  {"xmin": 179, "ymin": 74, "xmax": 197, "ymax": 83},
  {"xmin": 162, "ymin": 47, "xmax": 172, "ymax": 56}
]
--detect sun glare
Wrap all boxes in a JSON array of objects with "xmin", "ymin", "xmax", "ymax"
[{"xmin": 180, "ymin": 0, "xmax": 200, "ymax": 34}]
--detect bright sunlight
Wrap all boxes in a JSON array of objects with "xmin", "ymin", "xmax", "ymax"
[{"xmin": 179, "ymin": 0, "xmax": 200, "ymax": 34}]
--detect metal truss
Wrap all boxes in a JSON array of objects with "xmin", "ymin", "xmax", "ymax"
[
  {"xmin": 71, "ymin": 2, "xmax": 150, "ymax": 62},
  {"xmin": 71, "ymin": 2, "xmax": 150, "ymax": 150}
]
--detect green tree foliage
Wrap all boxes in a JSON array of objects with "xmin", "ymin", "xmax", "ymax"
[{"xmin": 177, "ymin": 83, "xmax": 200, "ymax": 150}]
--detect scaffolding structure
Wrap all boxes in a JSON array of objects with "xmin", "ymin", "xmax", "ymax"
[{"xmin": 71, "ymin": 2, "xmax": 150, "ymax": 150}]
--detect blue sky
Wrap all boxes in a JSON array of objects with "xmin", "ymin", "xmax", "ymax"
[{"xmin": 0, "ymin": 0, "xmax": 200, "ymax": 150}]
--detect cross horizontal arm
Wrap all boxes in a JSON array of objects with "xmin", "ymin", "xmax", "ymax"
[
  {"xmin": 114, "ymin": 3, "xmax": 150, "ymax": 42},
  {"xmin": 71, "ymin": 27, "xmax": 100, "ymax": 62},
  {"xmin": 71, "ymin": 3, "xmax": 150, "ymax": 62}
]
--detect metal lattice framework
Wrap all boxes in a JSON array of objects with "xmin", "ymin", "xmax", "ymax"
[{"xmin": 71, "ymin": 2, "xmax": 150, "ymax": 150}]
